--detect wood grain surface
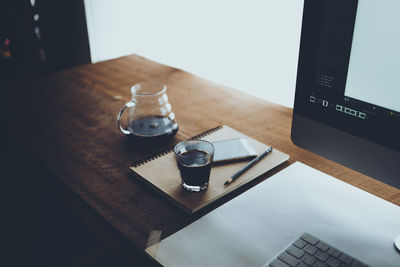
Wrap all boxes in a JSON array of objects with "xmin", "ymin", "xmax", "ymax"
[{"xmin": 11, "ymin": 54, "xmax": 400, "ymax": 252}]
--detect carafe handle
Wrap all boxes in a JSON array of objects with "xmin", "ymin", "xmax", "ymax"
[{"xmin": 117, "ymin": 101, "xmax": 135, "ymax": 135}]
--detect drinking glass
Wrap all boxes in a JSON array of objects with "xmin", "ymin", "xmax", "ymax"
[{"xmin": 174, "ymin": 140, "xmax": 214, "ymax": 192}]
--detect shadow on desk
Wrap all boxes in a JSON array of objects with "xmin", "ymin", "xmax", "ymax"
[{"xmin": 2, "ymin": 135, "xmax": 159, "ymax": 267}]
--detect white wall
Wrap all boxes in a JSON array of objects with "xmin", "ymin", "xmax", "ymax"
[{"xmin": 83, "ymin": 0, "xmax": 303, "ymax": 107}]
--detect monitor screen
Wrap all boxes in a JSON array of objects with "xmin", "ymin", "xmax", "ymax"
[
  {"xmin": 345, "ymin": 1, "xmax": 400, "ymax": 114},
  {"xmin": 291, "ymin": 0, "xmax": 400, "ymax": 188}
]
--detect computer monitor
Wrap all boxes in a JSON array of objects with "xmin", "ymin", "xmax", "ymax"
[{"xmin": 291, "ymin": 0, "xmax": 400, "ymax": 189}]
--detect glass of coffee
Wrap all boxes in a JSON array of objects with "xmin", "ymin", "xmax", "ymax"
[{"xmin": 174, "ymin": 140, "xmax": 214, "ymax": 192}]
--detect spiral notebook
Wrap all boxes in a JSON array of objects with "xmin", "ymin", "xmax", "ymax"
[{"xmin": 130, "ymin": 125, "xmax": 289, "ymax": 213}]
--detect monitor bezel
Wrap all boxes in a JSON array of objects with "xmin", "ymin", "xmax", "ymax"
[{"xmin": 291, "ymin": 0, "xmax": 400, "ymax": 189}]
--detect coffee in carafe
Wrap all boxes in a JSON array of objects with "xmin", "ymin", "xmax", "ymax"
[
  {"xmin": 117, "ymin": 82, "xmax": 178, "ymax": 142},
  {"xmin": 127, "ymin": 115, "xmax": 178, "ymax": 142}
]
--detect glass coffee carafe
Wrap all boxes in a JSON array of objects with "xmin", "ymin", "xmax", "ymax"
[{"xmin": 117, "ymin": 82, "xmax": 178, "ymax": 142}]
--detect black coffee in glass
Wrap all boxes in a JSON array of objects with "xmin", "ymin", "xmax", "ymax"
[
  {"xmin": 174, "ymin": 140, "xmax": 214, "ymax": 192},
  {"xmin": 177, "ymin": 150, "xmax": 212, "ymax": 187}
]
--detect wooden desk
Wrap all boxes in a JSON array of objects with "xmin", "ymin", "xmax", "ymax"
[{"xmin": 10, "ymin": 55, "xmax": 400, "ymax": 261}]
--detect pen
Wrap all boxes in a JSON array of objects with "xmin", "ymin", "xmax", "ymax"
[{"xmin": 224, "ymin": 147, "xmax": 273, "ymax": 185}]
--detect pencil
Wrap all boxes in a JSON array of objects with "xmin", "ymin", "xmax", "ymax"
[{"xmin": 224, "ymin": 147, "xmax": 273, "ymax": 185}]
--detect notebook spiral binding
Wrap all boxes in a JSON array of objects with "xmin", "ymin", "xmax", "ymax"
[{"xmin": 131, "ymin": 125, "xmax": 223, "ymax": 168}]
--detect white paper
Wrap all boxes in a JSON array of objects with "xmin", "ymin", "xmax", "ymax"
[{"xmin": 153, "ymin": 162, "xmax": 400, "ymax": 266}]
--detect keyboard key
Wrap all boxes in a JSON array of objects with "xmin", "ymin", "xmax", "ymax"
[
  {"xmin": 327, "ymin": 247, "xmax": 342, "ymax": 258},
  {"xmin": 266, "ymin": 234, "xmax": 370, "ymax": 267},
  {"xmin": 294, "ymin": 239, "xmax": 307, "ymax": 249},
  {"xmin": 304, "ymin": 244, "xmax": 318, "ymax": 255},
  {"xmin": 315, "ymin": 250, "xmax": 330, "ymax": 262},
  {"xmin": 301, "ymin": 233, "xmax": 319, "ymax": 245},
  {"xmin": 327, "ymin": 257, "xmax": 341, "ymax": 267},
  {"xmin": 270, "ymin": 258, "xmax": 290, "ymax": 267},
  {"xmin": 339, "ymin": 253, "xmax": 354, "ymax": 265},
  {"xmin": 286, "ymin": 245, "xmax": 305, "ymax": 259},
  {"xmin": 278, "ymin": 252, "xmax": 301, "ymax": 266},
  {"xmin": 302, "ymin": 254, "xmax": 317, "ymax": 265},
  {"xmin": 316, "ymin": 240, "xmax": 331, "ymax": 252}
]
